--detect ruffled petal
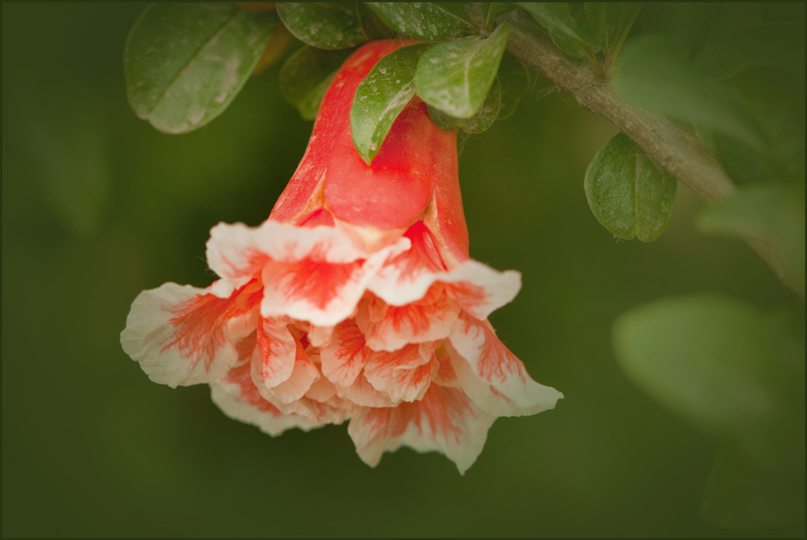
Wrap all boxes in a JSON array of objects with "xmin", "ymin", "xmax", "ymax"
[
  {"xmin": 432, "ymin": 345, "xmax": 460, "ymax": 388},
  {"xmin": 363, "ymin": 342, "xmax": 438, "ymax": 403},
  {"xmin": 368, "ymin": 223, "xmax": 520, "ymax": 320},
  {"xmin": 448, "ymin": 313, "xmax": 563, "ymax": 417},
  {"xmin": 336, "ymin": 372, "xmax": 396, "ymax": 408},
  {"xmin": 263, "ymin": 341, "xmax": 321, "ymax": 404},
  {"xmin": 356, "ymin": 284, "xmax": 461, "ymax": 352},
  {"xmin": 210, "ymin": 333, "xmax": 320, "ymax": 435},
  {"xmin": 348, "ymin": 384, "xmax": 495, "ymax": 475},
  {"xmin": 206, "ymin": 221, "xmax": 366, "ymax": 280},
  {"xmin": 319, "ymin": 319, "xmax": 372, "ymax": 387},
  {"xmin": 254, "ymin": 317, "xmax": 297, "ymax": 389},
  {"xmin": 121, "ymin": 280, "xmax": 261, "ymax": 388},
  {"xmin": 260, "ymin": 237, "xmax": 411, "ymax": 327},
  {"xmin": 252, "ymin": 326, "xmax": 320, "ymax": 405}
]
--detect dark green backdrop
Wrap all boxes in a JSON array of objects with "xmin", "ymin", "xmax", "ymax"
[{"xmin": 2, "ymin": 3, "xmax": 801, "ymax": 537}]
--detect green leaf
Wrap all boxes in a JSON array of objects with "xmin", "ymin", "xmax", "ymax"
[
  {"xmin": 350, "ymin": 43, "xmax": 433, "ymax": 164},
  {"xmin": 661, "ymin": 2, "xmax": 722, "ymax": 59},
  {"xmin": 481, "ymin": 2, "xmax": 516, "ymax": 31},
  {"xmin": 612, "ymin": 34, "xmax": 767, "ymax": 151},
  {"xmin": 277, "ymin": 3, "xmax": 381, "ymax": 50},
  {"xmin": 366, "ymin": 2, "xmax": 475, "ymax": 41},
  {"xmin": 615, "ymin": 293, "xmax": 805, "ymax": 531},
  {"xmin": 693, "ymin": 23, "xmax": 805, "ymax": 81},
  {"xmin": 516, "ymin": 2, "xmax": 598, "ymax": 59},
  {"xmin": 496, "ymin": 54, "xmax": 531, "ymax": 120},
  {"xmin": 584, "ymin": 133, "xmax": 677, "ymax": 242},
  {"xmin": 701, "ymin": 442, "xmax": 805, "ymax": 531},
  {"xmin": 583, "ymin": 2, "xmax": 641, "ymax": 52},
  {"xmin": 428, "ymin": 77, "xmax": 501, "ymax": 134},
  {"xmin": 279, "ymin": 46, "xmax": 355, "ymax": 121},
  {"xmin": 698, "ymin": 184, "xmax": 805, "ymax": 298},
  {"xmin": 415, "ymin": 22, "xmax": 512, "ymax": 119},
  {"xmin": 613, "ymin": 294, "xmax": 805, "ymax": 447},
  {"xmin": 697, "ymin": 67, "xmax": 805, "ymax": 186},
  {"xmin": 124, "ymin": 3, "xmax": 277, "ymax": 134}
]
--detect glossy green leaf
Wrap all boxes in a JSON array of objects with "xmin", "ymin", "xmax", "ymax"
[
  {"xmin": 366, "ymin": 2, "xmax": 475, "ymax": 41},
  {"xmin": 497, "ymin": 54, "xmax": 531, "ymax": 120},
  {"xmin": 693, "ymin": 23, "xmax": 805, "ymax": 81},
  {"xmin": 613, "ymin": 294, "xmax": 805, "ymax": 445},
  {"xmin": 351, "ymin": 43, "xmax": 433, "ymax": 164},
  {"xmin": 415, "ymin": 22, "xmax": 512, "ymax": 119},
  {"xmin": 583, "ymin": 2, "xmax": 641, "ymax": 52},
  {"xmin": 124, "ymin": 3, "xmax": 277, "ymax": 134},
  {"xmin": 481, "ymin": 2, "xmax": 516, "ymax": 31},
  {"xmin": 701, "ymin": 442, "xmax": 805, "ymax": 531},
  {"xmin": 428, "ymin": 77, "xmax": 501, "ymax": 134},
  {"xmin": 612, "ymin": 34, "xmax": 767, "ymax": 151},
  {"xmin": 277, "ymin": 3, "xmax": 381, "ymax": 50},
  {"xmin": 584, "ymin": 133, "xmax": 677, "ymax": 242},
  {"xmin": 698, "ymin": 184, "xmax": 805, "ymax": 298},
  {"xmin": 279, "ymin": 46, "xmax": 354, "ymax": 120},
  {"xmin": 517, "ymin": 2, "xmax": 597, "ymax": 59}
]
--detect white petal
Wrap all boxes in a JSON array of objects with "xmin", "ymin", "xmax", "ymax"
[
  {"xmin": 363, "ymin": 342, "xmax": 438, "ymax": 403},
  {"xmin": 259, "ymin": 236, "xmax": 411, "ymax": 327},
  {"xmin": 210, "ymin": 340, "xmax": 320, "ymax": 436},
  {"xmin": 448, "ymin": 314, "xmax": 563, "ymax": 417},
  {"xmin": 206, "ymin": 220, "xmax": 367, "ymax": 280},
  {"xmin": 348, "ymin": 385, "xmax": 495, "ymax": 474},
  {"xmin": 370, "ymin": 259, "xmax": 521, "ymax": 321},
  {"xmin": 120, "ymin": 282, "xmax": 257, "ymax": 388},
  {"xmin": 356, "ymin": 284, "xmax": 461, "ymax": 352},
  {"xmin": 319, "ymin": 319, "xmax": 372, "ymax": 387}
]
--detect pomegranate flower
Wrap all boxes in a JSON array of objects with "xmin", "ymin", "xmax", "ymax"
[{"xmin": 121, "ymin": 40, "xmax": 562, "ymax": 473}]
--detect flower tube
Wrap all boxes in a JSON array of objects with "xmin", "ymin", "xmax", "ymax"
[{"xmin": 121, "ymin": 40, "xmax": 562, "ymax": 473}]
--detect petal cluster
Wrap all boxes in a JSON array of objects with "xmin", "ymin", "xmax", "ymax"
[{"xmin": 121, "ymin": 40, "xmax": 562, "ymax": 473}]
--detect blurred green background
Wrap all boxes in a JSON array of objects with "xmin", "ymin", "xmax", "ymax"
[{"xmin": 2, "ymin": 3, "xmax": 803, "ymax": 537}]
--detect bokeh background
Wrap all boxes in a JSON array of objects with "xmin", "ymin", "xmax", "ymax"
[{"xmin": 2, "ymin": 3, "xmax": 803, "ymax": 537}]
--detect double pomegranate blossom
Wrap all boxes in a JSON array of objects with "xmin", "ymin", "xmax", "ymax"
[{"xmin": 122, "ymin": 40, "xmax": 562, "ymax": 473}]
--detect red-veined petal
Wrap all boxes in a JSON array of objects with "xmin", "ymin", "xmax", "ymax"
[
  {"xmin": 448, "ymin": 313, "xmax": 563, "ymax": 417},
  {"xmin": 121, "ymin": 280, "xmax": 261, "ymax": 387},
  {"xmin": 348, "ymin": 384, "xmax": 495, "ymax": 474}
]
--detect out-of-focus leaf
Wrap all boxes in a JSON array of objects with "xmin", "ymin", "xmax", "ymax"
[
  {"xmin": 517, "ymin": 2, "xmax": 597, "ymax": 59},
  {"xmin": 415, "ymin": 22, "xmax": 511, "ymax": 118},
  {"xmin": 277, "ymin": 3, "xmax": 382, "ymax": 49},
  {"xmin": 613, "ymin": 294, "xmax": 805, "ymax": 447},
  {"xmin": 584, "ymin": 2, "xmax": 641, "ymax": 53},
  {"xmin": 584, "ymin": 133, "xmax": 677, "ymax": 242},
  {"xmin": 350, "ymin": 43, "xmax": 432, "ymax": 164},
  {"xmin": 481, "ymin": 2, "xmax": 516, "ymax": 31},
  {"xmin": 662, "ymin": 2, "xmax": 722, "ymax": 59},
  {"xmin": 428, "ymin": 77, "xmax": 501, "ymax": 134},
  {"xmin": 366, "ymin": 2, "xmax": 475, "ymax": 41},
  {"xmin": 612, "ymin": 34, "xmax": 767, "ymax": 151},
  {"xmin": 693, "ymin": 23, "xmax": 805, "ymax": 81},
  {"xmin": 698, "ymin": 184, "xmax": 805, "ymax": 298},
  {"xmin": 701, "ymin": 441, "xmax": 805, "ymax": 531},
  {"xmin": 497, "ymin": 54, "xmax": 531, "ymax": 120},
  {"xmin": 124, "ymin": 3, "xmax": 277, "ymax": 134},
  {"xmin": 279, "ymin": 46, "xmax": 354, "ymax": 120},
  {"xmin": 697, "ymin": 66, "xmax": 805, "ymax": 186}
]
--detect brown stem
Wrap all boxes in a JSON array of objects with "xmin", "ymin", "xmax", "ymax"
[{"xmin": 503, "ymin": 10, "xmax": 800, "ymax": 296}]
